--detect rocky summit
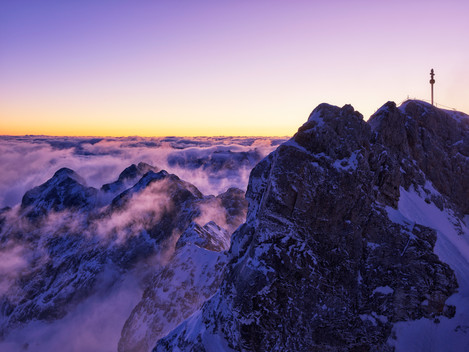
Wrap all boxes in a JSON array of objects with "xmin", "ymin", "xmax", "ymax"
[{"xmin": 155, "ymin": 101, "xmax": 468, "ymax": 351}]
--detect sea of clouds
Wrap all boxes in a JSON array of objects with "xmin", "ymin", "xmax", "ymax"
[
  {"xmin": 0, "ymin": 135, "xmax": 286, "ymax": 351},
  {"xmin": 0, "ymin": 135, "xmax": 286, "ymax": 208}
]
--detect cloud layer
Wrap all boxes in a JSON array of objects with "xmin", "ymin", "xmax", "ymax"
[
  {"xmin": 0, "ymin": 135, "xmax": 282, "ymax": 351},
  {"xmin": 0, "ymin": 136, "xmax": 284, "ymax": 208}
]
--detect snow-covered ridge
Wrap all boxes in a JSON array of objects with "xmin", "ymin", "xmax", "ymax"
[{"xmin": 118, "ymin": 221, "xmax": 230, "ymax": 352}]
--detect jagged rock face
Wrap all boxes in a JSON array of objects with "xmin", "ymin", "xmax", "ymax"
[
  {"xmin": 369, "ymin": 101, "xmax": 469, "ymax": 214},
  {"xmin": 111, "ymin": 170, "xmax": 202, "ymax": 210},
  {"xmin": 1, "ymin": 235, "xmax": 113, "ymax": 331},
  {"xmin": 21, "ymin": 168, "xmax": 98, "ymax": 218},
  {"xmin": 216, "ymin": 187, "xmax": 249, "ymax": 234},
  {"xmin": 119, "ymin": 222, "xmax": 230, "ymax": 352},
  {"xmin": 156, "ymin": 101, "xmax": 460, "ymax": 351},
  {"xmin": 118, "ymin": 191, "xmax": 248, "ymax": 352},
  {"xmin": 108, "ymin": 170, "xmax": 204, "ymax": 244},
  {"xmin": 101, "ymin": 162, "xmax": 158, "ymax": 194}
]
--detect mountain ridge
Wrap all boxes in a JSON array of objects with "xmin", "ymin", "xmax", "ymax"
[
  {"xmin": 0, "ymin": 161, "xmax": 248, "ymax": 346},
  {"xmin": 155, "ymin": 100, "xmax": 468, "ymax": 351}
]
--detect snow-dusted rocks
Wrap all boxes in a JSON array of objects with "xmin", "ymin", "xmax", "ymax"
[
  {"xmin": 155, "ymin": 101, "xmax": 465, "ymax": 351},
  {"xmin": 369, "ymin": 100, "xmax": 469, "ymax": 215},
  {"xmin": 101, "ymin": 162, "xmax": 158, "ymax": 195},
  {"xmin": 1, "ymin": 102, "xmax": 467, "ymax": 351},
  {"xmin": 0, "ymin": 162, "xmax": 248, "ymax": 347},
  {"xmin": 118, "ymin": 221, "xmax": 230, "ymax": 352},
  {"xmin": 21, "ymin": 167, "xmax": 98, "ymax": 218},
  {"xmin": 176, "ymin": 221, "xmax": 231, "ymax": 252}
]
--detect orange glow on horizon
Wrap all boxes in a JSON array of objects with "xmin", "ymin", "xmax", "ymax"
[
  {"xmin": 0, "ymin": 111, "xmax": 295, "ymax": 137},
  {"xmin": 1, "ymin": 1, "xmax": 468, "ymax": 138}
]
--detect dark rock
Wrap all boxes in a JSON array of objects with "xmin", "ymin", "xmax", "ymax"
[
  {"xmin": 155, "ymin": 101, "xmax": 462, "ymax": 351},
  {"xmin": 20, "ymin": 168, "xmax": 97, "ymax": 219},
  {"xmin": 369, "ymin": 100, "xmax": 469, "ymax": 214},
  {"xmin": 216, "ymin": 187, "xmax": 249, "ymax": 234},
  {"xmin": 101, "ymin": 162, "xmax": 158, "ymax": 193}
]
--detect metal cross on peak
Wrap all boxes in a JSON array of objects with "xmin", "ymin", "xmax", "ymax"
[{"xmin": 430, "ymin": 69, "xmax": 435, "ymax": 105}]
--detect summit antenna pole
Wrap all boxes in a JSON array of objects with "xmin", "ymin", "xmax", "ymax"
[{"xmin": 430, "ymin": 69, "xmax": 435, "ymax": 105}]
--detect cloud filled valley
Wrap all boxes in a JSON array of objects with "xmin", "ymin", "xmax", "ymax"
[{"xmin": 0, "ymin": 136, "xmax": 282, "ymax": 351}]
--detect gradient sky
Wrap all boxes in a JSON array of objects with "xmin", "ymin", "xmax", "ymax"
[{"xmin": 1, "ymin": 0, "xmax": 468, "ymax": 136}]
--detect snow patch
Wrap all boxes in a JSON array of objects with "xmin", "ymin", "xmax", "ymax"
[
  {"xmin": 360, "ymin": 314, "xmax": 377, "ymax": 326},
  {"xmin": 307, "ymin": 110, "xmax": 325, "ymax": 127},
  {"xmin": 388, "ymin": 187, "xmax": 469, "ymax": 352},
  {"xmin": 332, "ymin": 151, "xmax": 358, "ymax": 171}
]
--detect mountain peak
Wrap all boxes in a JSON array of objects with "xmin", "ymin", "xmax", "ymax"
[
  {"xmin": 21, "ymin": 168, "xmax": 97, "ymax": 217},
  {"xmin": 294, "ymin": 102, "xmax": 370, "ymax": 161},
  {"xmin": 156, "ymin": 101, "xmax": 465, "ymax": 351},
  {"xmin": 307, "ymin": 103, "xmax": 362, "ymax": 125},
  {"xmin": 118, "ymin": 162, "xmax": 158, "ymax": 183},
  {"xmin": 52, "ymin": 167, "xmax": 86, "ymax": 185},
  {"xmin": 369, "ymin": 99, "xmax": 469, "ymax": 214},
  {"xmin": 53, "ymin": 167, "xmax": 75, "ymax": 176},
  {"xmin": 110, "ymin": 169, "xmax": 203, "ymax": 210},
  {"xmin": 101, "ymin": 162, "xmax": 159, "ymax": 194}
]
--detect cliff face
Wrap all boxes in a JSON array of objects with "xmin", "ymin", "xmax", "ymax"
[
  {"xmin": 369, "ymin": 100, "xmax": 469, "ymax": 215},
  {"xmin": 156, "ymin": 101, "xmax": 468, "ymax": 351}
]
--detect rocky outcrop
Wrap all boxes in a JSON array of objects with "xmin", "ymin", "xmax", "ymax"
[
  {"xmin": 101, "ymin": 162, "xmax": 158, "ymax": 194},
  {"xmin": 176, "ymin": 221, "xmax": 231, "ymax": 252},
  {"xmin": 369, "ymin": 100, "xmax": 469, "ymax": 215},
  {"xmin": 21, "ymin": 168, "xmax": 98, "ymax": 219},
  {"xmin": 117, "ymin": 188, "xmax": 248, "ymax": 352},
  {"xmin": 216, "ymin": 187, "xmax": 249, "ymax": 234},
  {"xmin": 155, "ymin": 101, "xmax": 463, "ymax": 351}
]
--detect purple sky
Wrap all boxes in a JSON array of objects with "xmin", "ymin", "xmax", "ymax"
[{"xmin": 1, "ymin": 0, "xmax": 468, "ymax": 136}]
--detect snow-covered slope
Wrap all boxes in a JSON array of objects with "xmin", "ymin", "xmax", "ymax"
[
  {"xmin": 388, "ymin": 186, "xmax": 469, "ymax": 351},
  {"xmin": 119, "ymin": 221, "xmax": 230, "ymax": 352}
]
